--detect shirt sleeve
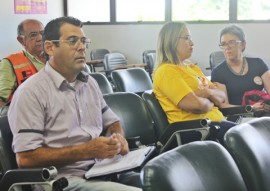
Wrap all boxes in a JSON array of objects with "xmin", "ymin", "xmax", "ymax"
[
  {"xmin": 8, "ymin": 85, "xmax": 45, "ymax": 153},
  {"xmin": 0, "ymin": 59, "xmax": 17, "ymax": 101},
  {"xmin": 257, "ymin": 58, "xmax": 269, "ymax": 75},
  {"xmin": 156, "ymin": 65, "xmax": 193, "ymax": 105}
]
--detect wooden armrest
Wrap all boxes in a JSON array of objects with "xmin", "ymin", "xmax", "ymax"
[
  {"xmin": 86, "ymin": 60, "xmax": 103, "ymax": 65},
  {"xmin": 112, "ymin": 64, "xmax": 147, "ymax": 70}
]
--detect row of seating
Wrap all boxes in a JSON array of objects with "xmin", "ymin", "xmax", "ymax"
[
  {"xmin": 0, "ymin": 91, "xmax": 213, "ymax": 190},
  {"xmin": 90, "ymin": 67, "xmax": 152, "ymax": 96},
  {"xmin": 91, "ymin": 67, "xmax": 254, "ymax": 122},
  {"xmin": 0, "ymin": 65, "xmax": 258, "ymax": 191},
  {"xmin": 89, "ymin": 48, "xmax": 226, "ymax": 77},
  {"xmin": 104, "ymin": 91, "xmax": 213, "ymax": 152},
  {"xmin": 0, "ymin": 90, "xmax": 268, "ymax": 190},
  {"xmin": 141, "ymin": 117, "xmax": 270, "ymax": 191},
  {"xmin": 88, "ymin": 49, "xmax": 156, "ymax": 77}
]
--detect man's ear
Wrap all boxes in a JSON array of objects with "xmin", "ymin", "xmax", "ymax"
[
  {"xmin": 44, "ymin": 41, "xmax": 55, "ymax": 57},
  {"xmin": 17, "ymin": 36, "xmax": 25, "ymax": 46}
]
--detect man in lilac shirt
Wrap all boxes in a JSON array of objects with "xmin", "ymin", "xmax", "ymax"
[{"xmin": 8, "ymin": 16, "xmax": 141, "ymax": 191}]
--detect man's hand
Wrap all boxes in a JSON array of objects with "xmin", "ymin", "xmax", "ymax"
[
  {"xmin": 111, "ymin": 133, "xmax": 129, "ymax": 155},
  {"xmin": 87, "ymin": 136, "xmax": 121, "ymax": 159}
]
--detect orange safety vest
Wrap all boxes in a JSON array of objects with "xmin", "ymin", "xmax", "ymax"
[{"xmin": 5, "ymin": 51, "xmax": 38, "ymax": 103}]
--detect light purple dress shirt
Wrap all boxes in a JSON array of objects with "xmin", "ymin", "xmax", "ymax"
[{"xmin": 8, "ymin": 63, "xmax": 119, "ymax": 178}]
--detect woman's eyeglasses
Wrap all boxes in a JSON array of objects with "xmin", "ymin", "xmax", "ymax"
[
  {"xmin": 179, "ymin": 35, "xmax": 192, "ymax": 41},
  {"xmin": 219, "ymin": 40, "xmax": 242, "ymax": 49}
]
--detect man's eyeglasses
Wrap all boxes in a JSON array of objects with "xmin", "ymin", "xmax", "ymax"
[
  {"xmin": 179, "ymin": 35, "xmax": 192, "ymax": 41},
  {"xmin": 219, "ymin": 40, "xmax": 242, "ymax": 49},
  {"xmin": 51, "ymin": 37, "xmax": 91, "ymax": 49},
  {"xmin": 23, "ymin": 31, "xmax": 44, "ymax": 40}
]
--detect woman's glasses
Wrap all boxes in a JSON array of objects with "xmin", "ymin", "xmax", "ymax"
[{"xmin": 219, "ymin": 40, "xmax": 242, "ymax": 49}]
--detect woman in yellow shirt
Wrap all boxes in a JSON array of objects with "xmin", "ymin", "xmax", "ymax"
[{"xmin": 153, "ymin": 22, "xmax": 236, "ymax": 144}]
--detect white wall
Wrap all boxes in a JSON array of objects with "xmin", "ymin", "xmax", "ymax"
[
  {"xmin": 0, "ymin": 0, "xmax": 269, "ymax": 76},
  {"xmin": 0, "ymin": 0, "xmax": 63, "ymax": 59},
  {"xmin": 85, "ymin": 23, "xmax": 270, "ymax": 75}
]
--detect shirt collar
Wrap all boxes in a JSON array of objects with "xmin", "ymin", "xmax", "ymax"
[
  {"xmin": 45, "ymin": 63, "xmax": 89, "ymax": 89},
  {"xmin": 23, "ymin": 50, "xmax": 44, "ymax": 64}
]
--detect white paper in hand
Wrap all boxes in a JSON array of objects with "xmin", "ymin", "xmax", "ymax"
[{"xmin": 85, "ymin": 146, "xmax": 154, "ymax": 179}]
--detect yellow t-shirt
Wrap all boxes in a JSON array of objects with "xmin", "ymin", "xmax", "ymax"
[{"xmin": 153, "ymin": 63, "xmax": 224, "ymax": 123}]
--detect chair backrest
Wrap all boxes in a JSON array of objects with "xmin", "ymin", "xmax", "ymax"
[
  {"xmin": 141, "ymin": 141, "xmax": 247, "ymax": 191},
  {"xmin": 142, "ymin": 91, "xmax": 169, "ymax": 139},
  {"xmin": 90, "ymin": 49, "xmax": 110, "ymax": 61},
  {"xmin": 209, "ymin": 50, "xmax": 225, "ymax": 70},
  {"xmin": 142, "ymin": 50, "xmax": 156, "ymax": 76},
  {"xmin": 103, "ymin": 92, "xmax": 157, "ymax": 146},
  {"xmin": 90, "ymin": 49, "xmax": 110, "ymax": 72},
  {"xmin": 111, "ymin": 68, "xmax": 152, "ymax": 96},
  {"xmin": 147, "ymin": 53, "xmax": 156, "ymax": 77},
  {"xmin": 103, "ymin": 53, "xmax": 127, "ymax": 71},
  {"xmin": 142, "ymin": 50, "xmax": 156, "ymax": 64},
  {"xmin": 90, "ymin": 73, "xmax": 113, "ymax": 94},
  {"xmin": 0, "ymin": 116, "xmax": 17, "ymax": 173},
  {"xmin": 224, "ymin": 117, "xmax": 270, "ymax": 191},
  {"xmin": 83, "ymin": 64, "xmax": 91, "ymax": 74}
]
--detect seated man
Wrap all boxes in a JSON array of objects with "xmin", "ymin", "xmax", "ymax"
[
  {"xmin": 0, "ymin": 19, "xmax": 45, "ymax": 116},
  {"xmin": 8, "ymin": 16, "xmax": 140, "ymax": 191}
]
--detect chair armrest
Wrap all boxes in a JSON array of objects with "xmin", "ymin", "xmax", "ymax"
[
  {"xmin": 220, "ymin": 105, "xmax": 253, "ymax": 116},
  {"xmin": 0, "ymin": 166, "xmax": 68, "ymax": 191},
  {"xmin": 158, "ymin": 118, "xmax": 212, "ymax": 153},
  {"xmin": 126, "ymin": 136, "xmax": 143, "ymax": 150}
]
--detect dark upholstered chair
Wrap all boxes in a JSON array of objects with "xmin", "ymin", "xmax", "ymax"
[
  {"xmin": 111, "ymin": 68, "xmax": 152, "ymax": 96},
  {"xmin": 103, "ymin": 92, "xmax": 157, "ymax": 147},
  {"xmin": 83, "ymin": 64, "xmax": 91, "ymax": 74},
  {"xmin": 142, "ymin": 50, "xmax": 156, "ymax": 78},
  {"xmin": 142, "ymin": 91, "xmax": 213, "ymax": 153},
  {"xmin": 90, "ymin": 73, "xmax": 113, "ymax": 94},
  {"xmin": 0, "ymin": 116, "xmax": 17, "ymax": 173},
  {"xmin": 140, "ymin": 141, "xmax": 247, "ymax": 191},
  {"xmin": 103, "ymin": 53, "xmax": 127, "ymax": 79},
  {"xmin": 0, "ymin": 116, "xmax": 68, "ymax": 191},
  {"xmin": 90, "ymin": 48, "xmax": 109, "ymax": 72},
  {"xmin": 209, "ymin": 50, "xmax": 225, "ymax": 70},
  {"xmin": 224, "ymin": 117, "xmax": 270, "ymax": 191}
]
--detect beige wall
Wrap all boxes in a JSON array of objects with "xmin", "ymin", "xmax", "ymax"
[
  {"xmin": 0, "ymin": 0, "xmax": 63, "ymax": 59},
  {"xmin": 1, "ymin": 1, "xmax": 269, "ymax": 75},
  {"xmin": 84, "ymin": 23, "xmax": 270, "ymax": 75}
]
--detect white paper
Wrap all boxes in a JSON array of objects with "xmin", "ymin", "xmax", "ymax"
[{"xmin": 85, "ymin": 146, "xmax": 154, "ymax": 179}]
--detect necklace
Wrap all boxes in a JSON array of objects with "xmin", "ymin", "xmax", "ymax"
[{"xmin": 227, "ymin": 58, "xmax": 246, "ymax": 76}]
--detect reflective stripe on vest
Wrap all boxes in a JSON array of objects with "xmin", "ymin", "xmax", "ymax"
[{"xmin": 5, "ymin": 52, "xmax": 38, "ymax": 103}]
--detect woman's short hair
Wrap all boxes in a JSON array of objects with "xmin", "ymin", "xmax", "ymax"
[{"xmin": 220, "ymin": 24, "xmax": 246, "ymax": 42}]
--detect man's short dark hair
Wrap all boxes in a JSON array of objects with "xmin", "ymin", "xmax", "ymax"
[
  {"xmin": 43, "ymin": 16, "xmax": 82, "ymax": 42},
  {"xmin": 43, "ymin": 16, "xmax": 83, "ymax": 61}
]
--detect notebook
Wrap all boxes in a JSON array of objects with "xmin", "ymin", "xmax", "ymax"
[{"xmin": 85, "ymin": 146, "xmax": 155, "ymax": 179}]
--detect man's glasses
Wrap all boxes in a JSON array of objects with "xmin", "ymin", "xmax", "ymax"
[
  {"xmin": 51, "ymin": 37, "xmax": 91, "ymax": 49},
  {"xmin": 23, "ymin": 31, "xmax": 44, "ymax": 40},
  {"xmin": 219, "ymin": 40, "xmax": 242, "ymax": 49},
  {"xmin": 179, "ymin": 35, "xmax": 192, "ymax": 41}
]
